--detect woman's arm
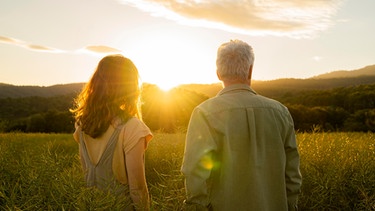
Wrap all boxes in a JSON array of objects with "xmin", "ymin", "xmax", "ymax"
[{"xmin": 126, "ymin": 137, "xmax": 150, "ymax": 210}]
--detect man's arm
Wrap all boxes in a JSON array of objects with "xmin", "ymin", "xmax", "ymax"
[
  {"xmin": 181, "ymin": 108, "xmax": 217, "ymax": 209},
  {"xmin": 284, "ymin": 113, "xmax": 302, "ymax": 210}
]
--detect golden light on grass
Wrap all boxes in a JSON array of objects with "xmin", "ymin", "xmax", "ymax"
[{"xmin": 0, "ymin": 132, "xmax": 374, "ymax": 209}]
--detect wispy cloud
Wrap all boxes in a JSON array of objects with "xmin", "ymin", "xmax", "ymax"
[
  {"xmin": 0, "ymin": 35, "xmax": 121, "ymax": 55},
  {"xmin": 0, "ymin": 36, "xmax": 19, "ymax": 44},
  {"xmin": 119, "ymin": 0, "xmax": 344, "ymax": 38},
  {"xmin": 26, "ymin": 44, "xmax": 63, "ymax": 53},
  {"xmin": 313, "ymin": 56, "xmax": 323, "ymax": 62},
  {"xmin": 0, "ymin": 35, "xmax": 65, "ymax": 53},
  {"xmin": 84, "ymin": 45, "xmax": 122, "ymax": 53}
]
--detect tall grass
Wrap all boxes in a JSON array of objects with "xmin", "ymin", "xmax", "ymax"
[
  {"xmin": 0, "ymin": 132, "xmax": 374, "ymax": 210},
  {"xmin": 146, "ymin": 133, "xmax": 186, "ymax": 210},
  {"xmin": 298, "ymin": 132, "xmax": 375, "ymax": 210},
  {"xmin": 0, "ymin": 133, "xmax": 131, "ymax": 210}
]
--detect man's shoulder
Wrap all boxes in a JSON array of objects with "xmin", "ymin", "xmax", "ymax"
[
  {"xmin": 254, "ymin": 94, "xmax": 288, "ymax": 109},
  {"xmin": 197, "ymin": 92, "xmax": 288, "ymax": 113},
  {"xmin": 197, "ymin": 95, "xmax": 224, "ymax": 107},
  {"xmin": 193, "ymin": 95, "xmax": 224, "ymax": 114},
  {"xmin": 255, "ymin": 94, "xmax": 283, "ymax": 104}
]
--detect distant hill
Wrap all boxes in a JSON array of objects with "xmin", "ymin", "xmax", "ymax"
[
  {"xmin": 178, "ymin": 65, "xmax": 375, "ymax": 98},
  {"xmin": 177, "ymin": 83, "xmax": 222, "ymax": 97},
  {"xmin": 312, "ymin": 64, "xmax": 375, "ymax": 79},
  {"xmin": 0, "ymin": 83, "xmax": 84, "ymax": 98},
  {"xmin": 1, "ymin": 64, "xmax": 374, "ymax": 99},
  {"xmin": 177, "ymin": 76, "xmax": 375, "ymax": 98},
  {"xmin": 251, "ymin": 76, "xmax": 375, "ymax": 99}
]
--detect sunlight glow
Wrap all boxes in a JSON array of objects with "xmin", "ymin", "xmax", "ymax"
[
  {"xmin": 157, "ymin": 81, "xmax": 179, "ymax": 91},
  {"xmin": 126, "ymin": 29, "xmax": 217, "ymax": 90}
]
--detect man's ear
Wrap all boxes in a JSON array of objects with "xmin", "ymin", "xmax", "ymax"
[
  {"xmin": 248, "ymin": 65, "xmax": 253, "ymax": 80},
  {"xmin": 217, "ymin": 71, "xmax": 222, "ymax": 80}
]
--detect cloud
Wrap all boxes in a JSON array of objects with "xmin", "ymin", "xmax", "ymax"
[
  {"xmin": 0, "ymin": 35, "xmax": 121, "ymax": 55},
  {"xmin": 313, "ymin": 56, "xmax": 323, "ymax": 62},
  {"xmin": 26, "ymin": 44, "xmax": 64, "ymax": 53},
  {"xmin": 0, "ymin": 36, "xmax": 19, "ymax": 44},
  {"xmin": 84, "ymin": 45, "xmax": 123, "ymax": 53},
  {"xmin": 118, "ymin": 0, "xmax": 344, "ymax": 38},
  {"xmin": 0, "ymin": 35, "xmax": 64, "ymax": 53}
]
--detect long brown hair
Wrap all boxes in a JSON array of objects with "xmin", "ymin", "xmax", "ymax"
[{"xmin": 71, "ymin": 54, "xmax": 141, "ymax": 138}]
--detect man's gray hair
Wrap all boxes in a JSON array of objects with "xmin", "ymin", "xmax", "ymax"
[{"xmin": 216, "ymin": 39, "xmax": 254, "ymax": 81}]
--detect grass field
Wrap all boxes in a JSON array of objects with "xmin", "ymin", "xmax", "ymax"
[{"xmin": 0, "ymin": 132, "xmax": 374, "ymax": 210}]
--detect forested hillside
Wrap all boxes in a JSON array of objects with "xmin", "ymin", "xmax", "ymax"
[
  {"xmin": 179, "ymin": 75, "xmax": 375, "ymax": 99},
  {"xmin": 279, "ymin": 84, "xmax": 375, "ymax": 132},
  {"xmin": 178, "ymin": 81, "xmax": 375, "ymax": 132},
  {"xmin": 0, "ymin": 85, "xmax": 208, "ymax": 133},
  {"xmin": 1, "ymin": 64, "xmax": 374, "ymax": 99},
  {"xmin": 1, "ymin": 73, "xmax": 375, "ymax": 133},
  {"xmin": 0, "ymin": 83, "xmax": 84, "ymax": 98},
  {"xmin": 312, "ymin": 64, "xmax": 375, "ymax": 79}
]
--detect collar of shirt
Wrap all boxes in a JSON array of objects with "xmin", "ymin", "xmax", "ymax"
[{"xmin": 217, "ymin": 84, "xmax": 257, "ymax": 96}]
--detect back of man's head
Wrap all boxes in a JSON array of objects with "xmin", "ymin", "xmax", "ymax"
[{"xmin": 216, "ymin": 40, "xmax": 254, "ymax": 82}]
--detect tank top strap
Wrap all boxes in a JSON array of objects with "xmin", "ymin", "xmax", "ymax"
[
  {"xmin": 79, "ymin": 130, "xmax": 93, "ymax": 167},
  {"xmin": 97, "ymin": 126, "xmax": 122, "ymax": 165}
]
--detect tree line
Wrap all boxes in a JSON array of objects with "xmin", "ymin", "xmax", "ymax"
[
  {"xmin": 277, "ymin": 84, "xmax": 375, "ymax": 132},
  {"xmin": 0, "ymin": 83, "xmax": 374, "ymax": 133},
  {"xmin": 0, "ymin": 85, "xmax": 208, "ymax": 133}
]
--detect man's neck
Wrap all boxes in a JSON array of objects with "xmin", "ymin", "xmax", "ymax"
[{"xmin": 222, "ymin": 79, "xmax": 251, "ymax": 88}]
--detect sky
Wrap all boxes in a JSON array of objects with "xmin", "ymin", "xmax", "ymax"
[{"xmin": 1, "ymin": 0, "xmax": 374, "ymax": 90}]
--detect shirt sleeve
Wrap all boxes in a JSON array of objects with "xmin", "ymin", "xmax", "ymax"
[
  {"xmin": 283, "ymin": 111, "xmax": 302, "ymax": 209},
  {"xmin": 122, "ymin": 117, "xmax": 153, "ymax": 153},
  {"xmin": 181, "ymin": 107, "xmax": 217, "ymax": 208}
]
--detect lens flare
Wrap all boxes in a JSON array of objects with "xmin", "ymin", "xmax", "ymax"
[{"xmin": 201, "ymin": 154, "xmax": 214, "ymax": 170}]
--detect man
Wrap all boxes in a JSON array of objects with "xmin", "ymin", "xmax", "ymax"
[{"xmin": 181, "ymin": 39, "xmax": 302, "ymax": 211}]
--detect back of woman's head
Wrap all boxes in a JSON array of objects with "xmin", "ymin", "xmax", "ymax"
[
  {"xmin": 216, "ymin": 39, "xmax": 254, "ymax": 81},
  {"xmin": 72, "ymin": 54, "xmax": 141, "ymax": 138}
]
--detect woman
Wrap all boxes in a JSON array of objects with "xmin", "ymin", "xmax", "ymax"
[{"xmin": 71, "ymin": 54, "xmax": 152, "ymax": 210}]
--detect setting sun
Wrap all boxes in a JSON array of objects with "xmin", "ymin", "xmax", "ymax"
[
  {"xmin": 124, "ymin": 28, "xmax": 218, "ymax": 92},
  {"xmin": 155, "ymin": 81, "xmax": 179, "ymax": 91}
]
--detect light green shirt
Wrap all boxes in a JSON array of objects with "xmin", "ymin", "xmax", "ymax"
[{"xmin": 181, "ymin": 84, "xmax": 302, "ymax": 211}]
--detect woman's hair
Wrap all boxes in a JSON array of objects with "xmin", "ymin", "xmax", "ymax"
[
  {"xmin": 71, "ymin": 54, "xmax": 141, "ymax": 138},
  {"xmin": 216, "ymin": 39, "xmax": 254, "ymax": 81}
]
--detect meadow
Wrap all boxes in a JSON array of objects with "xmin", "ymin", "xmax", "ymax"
[{"xmin": 0, "ymin": 132, "xmax": 374, "ymax": 210}]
